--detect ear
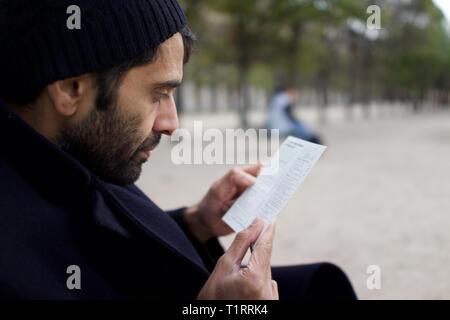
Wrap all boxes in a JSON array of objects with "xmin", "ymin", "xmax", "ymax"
[{"xmin": 46, "ymin": 75, "xmax": 89, "ymax": 117}]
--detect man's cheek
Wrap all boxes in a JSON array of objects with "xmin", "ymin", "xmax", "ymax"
[{"xmin": 142, "ymin": 115, "xmax": 157, "ymax": 138}]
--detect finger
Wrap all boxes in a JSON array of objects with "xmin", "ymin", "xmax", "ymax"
[
  {"xmin": 224, "ymin": 198, "xmax": 237, "ymax": 208},
  {"xmin": 242, "ymin": 163, "xmax": 264, "ymax": 177},
  {"xmin": 271, "ymin": 280, "xmax": 279, "ymax": 300},
  {"xmin": 248, "ymin": 219, "xmax": 276, "ymax": 273},
  {"xmin": 218, "ymin": 186, "xmax": 237, "ymax": 211},
  {"xmin": 225, "ymin": 218, "xmax": 264, "ymax": 266},
  {"xmin": 228, "ymin": 168, "xmax": 257, "ymax": 190},
  {"xmin": 210, "ymin": 168, "xmax": 255, "ymax": 207}
]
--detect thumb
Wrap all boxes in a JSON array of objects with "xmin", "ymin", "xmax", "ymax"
[{"xmin": 225, "ymin": 218, "xmax": 264, "ymax": 266}]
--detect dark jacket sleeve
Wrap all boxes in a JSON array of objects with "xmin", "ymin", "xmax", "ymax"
[
  {"xmin": 166, "ymin": 207, "xmax": 225, "ymax": 272},
  {"xmin": 285, "ymin": 103, "xmax": 298, "ymax": 123}
]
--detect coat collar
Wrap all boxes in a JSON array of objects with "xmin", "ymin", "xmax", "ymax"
[
  {"xmin": 0, "ymin": 99, "xmax": 92, "ymax": 203},
  {"xmin": 0, "ymin": 99, "xmax": 209, "ymax": 275},
  {"xmin": 96, "ymin": 181, "xmax": 209, "ymax": 275}
]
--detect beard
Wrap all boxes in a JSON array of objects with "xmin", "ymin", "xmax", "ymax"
[{"xmin": 57, "ymin": 103, "xmax": 161, "ymax": 186}]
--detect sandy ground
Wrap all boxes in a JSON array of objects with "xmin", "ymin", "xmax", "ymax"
[{"xmin": 136, "ymin": 105, "xmax": 450, "ymax": 299}]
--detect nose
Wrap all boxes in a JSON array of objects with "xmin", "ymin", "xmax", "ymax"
[{"xmin": 152, "ymin": 95, "xmax": 179, "ymax": 136}]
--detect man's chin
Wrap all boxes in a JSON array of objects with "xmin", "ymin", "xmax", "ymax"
[{"xmin": 100, "ymin": 163, "xmax": 143, "ymax": 186}]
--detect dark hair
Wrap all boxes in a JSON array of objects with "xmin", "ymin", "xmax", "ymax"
[
  {"xmin": 10, "ymin": 25, "xmax": 196, "ymax": 108},
  {"xmin": 95, "ymin": 25, "xmax": 195, "ymax": 110}
]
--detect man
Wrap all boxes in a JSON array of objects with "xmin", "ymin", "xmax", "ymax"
[{"xmin": 0, "ymin": 0, "xmax": 356, "ymax": 299}]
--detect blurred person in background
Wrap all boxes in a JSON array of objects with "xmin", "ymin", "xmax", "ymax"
[{"xmin": 267, "ymin": 85, "xmax": 323, "ymax": 144}]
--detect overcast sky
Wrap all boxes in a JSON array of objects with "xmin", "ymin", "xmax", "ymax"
[{"xmin": 433, "ymin": 0, "xmax": 450, "ymax": 22}]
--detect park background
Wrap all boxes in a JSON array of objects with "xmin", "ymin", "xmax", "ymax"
[{"xmin": 136, "ymin": 0, "xmax": 450, "ymax": 299}]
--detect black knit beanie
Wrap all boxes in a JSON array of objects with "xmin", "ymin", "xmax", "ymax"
[{"xmin": 0, "ymin": 0, "xmax": 187, "ymax": 103}]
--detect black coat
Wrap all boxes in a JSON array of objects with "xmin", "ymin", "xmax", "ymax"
[
  {"xmin": 0, "ymin": 99, "xmax": 224, "ymax": 299},
  {"xmin": 0, "ymin": 99, "xmax": 358, "ymax": 301}
]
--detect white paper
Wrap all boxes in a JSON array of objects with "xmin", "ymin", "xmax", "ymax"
[{"xmin": 222, "ymin": 136, "xmax": 327, "ymax": 235}]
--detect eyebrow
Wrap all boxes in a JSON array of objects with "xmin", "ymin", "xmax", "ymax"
[{"xmin": 153, "ymin": 80, "xmax": 182, "ymax": 89}]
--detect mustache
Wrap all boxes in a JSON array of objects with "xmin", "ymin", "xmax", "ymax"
[{"xmin": 136, "ymin": 132, "xmax": 162, "ymax": 153}]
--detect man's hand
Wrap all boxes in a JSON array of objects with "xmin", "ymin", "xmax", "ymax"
[
  {"xmin": 184, "ymin": 163, "xmax": 263, "ymax": 243},
  {"xmin": 197, "ymin": 218, "xmax": 278, "ymax": 300}
]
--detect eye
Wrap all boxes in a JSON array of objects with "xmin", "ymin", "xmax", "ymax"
[
  {"xmin": 158, "ymin": 88, "xmax": 171, "ymax": 98},
  {"xmin": 152, "ymin": 91, "xmax": 170, "ymax": 104},
  {"xmin": 158, "ymin": 92, "xmax": 170, "ymax": 99}
]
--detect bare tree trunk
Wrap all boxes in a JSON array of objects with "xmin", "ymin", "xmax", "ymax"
[
  {"xmin": 412, "ymin": 89, "xmax": 424, "ymax": 113},
  {"xmin": 237, "ymin": 69, "xmax": 249, "ymax": 129},
  {"xmin": 211, "ymin": 84, "xmax": 218, "ymax": 113},
  {"xmin": 195, "ymin": 84, "xmax": 202, "ymax": 113},
  {"xmin": 235, "ymin": 14, "xmax": 251, "ymax": 129},
  {"xmin": 361, "ymin": 40, "xmax": 373, "ymax": 119},
  {"xmin": 316, "ymin": 73, "xmax": 329, "ymax": 124}
]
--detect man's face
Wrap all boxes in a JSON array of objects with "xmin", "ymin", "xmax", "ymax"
[
  {"xmin": 59, "ymin": 33, "xmax": 184, "ymax": 186},
  {"xmin": 287, "ymin": 88, "xmax": 299, "ymax": 102}
]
